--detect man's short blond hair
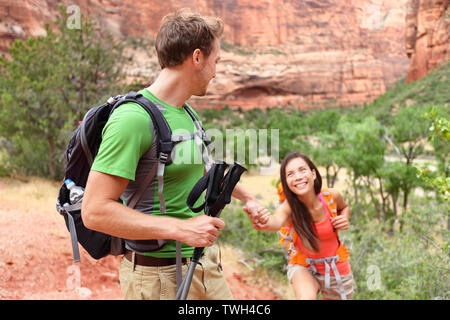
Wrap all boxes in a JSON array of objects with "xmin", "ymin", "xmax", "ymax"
[{"xmin": 155, "ymin": 10, "xmax": 224, "ymax": 69}]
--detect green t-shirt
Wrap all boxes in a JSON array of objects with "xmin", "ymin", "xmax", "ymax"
[{"xmin": 91, "ymin": 89, "xmax": 205, "ymax": 258}]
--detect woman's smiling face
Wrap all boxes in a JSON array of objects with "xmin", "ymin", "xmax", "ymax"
[{"xmin": 285, "ymin": 157, "xmax": 317, "ymax": 197}]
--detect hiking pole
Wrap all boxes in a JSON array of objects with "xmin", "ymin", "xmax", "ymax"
[
  {"xmin": 175, "ymin": 246, "xmax": 203, "ymax": 300},
  {"xmin": 175, "ymin": 162, "xmax": 247, "ymax": 300}
]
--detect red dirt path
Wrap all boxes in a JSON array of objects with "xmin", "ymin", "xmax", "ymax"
[{"xmin": 0, "ymin": 198, "xmax": 280, "ymax": 300}]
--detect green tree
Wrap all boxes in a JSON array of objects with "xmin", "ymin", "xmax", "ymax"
[
  {"xmin": 312, "ymin": 132, "xmax": 345, "ymax": 188},
  {"xmin": 376, "ymin": 161, "xmax": 402, "ymax": 223},
  {"xmin": 308, "ymin": 109, "xmax": 344, "ymax": 188},
  {"xmin": 0, "ymin": 5, "xmax": 126, "ymax": 178},
  {"xmin": 384, "ymin": 105, "xmax": 430, "ymax": 210},
  {"xmin": 337, "ymin": 117, "xmax": 386, "ymax": 208},
  {"xmin": 416, "ymin": 106, "xmax": 450, "ymax": 200}
]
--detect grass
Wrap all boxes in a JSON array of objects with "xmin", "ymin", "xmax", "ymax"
[{"xmin": 0, "ymin": 176, "xmax": 61, "ymax": 214}]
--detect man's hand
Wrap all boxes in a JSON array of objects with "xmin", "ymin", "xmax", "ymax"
[
  {"xmin": 231, "ymin": 184, "xmax": 272, "ymax": 230},
  {"xmin": 177, "ymin": 215, "xmax": 225, "ymax": 247},
  {"xmin": 243, "ymin": 200, "xmax": 264, "ymax": 216},
  {"xmin": 243, "ymin": 200, "xmax": 271, "ymax": 231},
  {"xmin": 245, "ymin": 206, "xmax": 271, "ymax": 231}
]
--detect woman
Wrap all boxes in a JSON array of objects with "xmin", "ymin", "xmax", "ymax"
[{"xmin": 247, "ymin": 152, "xmax": 354, "ymax": 300}]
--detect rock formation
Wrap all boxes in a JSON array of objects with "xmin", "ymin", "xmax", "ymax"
[
  {"xmin": 405, "ymin": 0, "xmax": 449, "ymax": 83},
  {"xmin": 0, "ymin": 0, "xmax": 411, "ymax": 109}
]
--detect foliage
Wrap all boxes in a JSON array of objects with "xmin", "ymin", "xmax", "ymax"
[
  {"xmin": 361, "ymin": 62, "xmax": 449, "ymax": 124},
  {"xmin": 346, "ymin": 196, "xmax": 449, "ymax": 300},
  {"xmin": 416, "ymin": 106, "xmax": 450, "ymax": 200},
  {"xmin": 220, "ymin": 199, "xmax": 287, "ymax": 274},
  {"xmin": 202, "ymin": 61, "xmax": 450, "ymax": 299},
  {"xmin": 0, "ymin": 5, "xmax": 127, "ymax": 178},
  {"xmin": 0, "ymin": 3, "xmax": 448, "ymax": 298}
]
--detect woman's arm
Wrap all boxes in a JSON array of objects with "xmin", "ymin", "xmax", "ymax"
[
  {"xmin": 329, "ymin": 188, "xmax": 350, "ymax": 230},
  {"xmin": 247, "ymin": 201, "xmax": 292, "ymax": 232}
]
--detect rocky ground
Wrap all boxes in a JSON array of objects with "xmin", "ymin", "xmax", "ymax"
[{"xmin": 0, "ymin": 177, "xmax": 284, "ymax": 300}]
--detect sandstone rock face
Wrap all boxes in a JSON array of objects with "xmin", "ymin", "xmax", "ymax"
[
  {"xmin": 405, "ymin": 0, "xmax": 449, "ymax": 83},
  {"xmin": 0, "ymin": 0, "xmax": 53, "ymax": 54},
  {"xmin": 0, "ymin": 0, "xmax": 411, "ymax": 109}
]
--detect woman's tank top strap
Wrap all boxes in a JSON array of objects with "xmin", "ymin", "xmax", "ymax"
[{"xmin": 318, "ymin": 193, "xmax": 331, "ymax": 219}]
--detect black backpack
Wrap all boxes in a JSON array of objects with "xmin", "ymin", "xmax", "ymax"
[{"xmin": 56, "ymin": 91, "xmax": 211, "ymax": 262}]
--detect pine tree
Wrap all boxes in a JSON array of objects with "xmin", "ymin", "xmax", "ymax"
[{"xmin": 0, "ymin": 5, "xmax": 126, "ymax": 177}]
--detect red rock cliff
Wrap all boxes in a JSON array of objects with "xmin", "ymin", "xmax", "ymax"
[
  {"xmin": 0, "ymin": 0, "xmax": 411, "ymax": 109},
  {"xmin": 405, "ymin": 0, "xmax": 449, "ymax": 82}
]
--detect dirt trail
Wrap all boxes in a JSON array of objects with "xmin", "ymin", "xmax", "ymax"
[{"xmin": 0, "ymin": 178, "xmax": 282, "ymax": 300}]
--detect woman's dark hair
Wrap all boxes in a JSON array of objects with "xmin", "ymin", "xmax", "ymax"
[{"xmin": 280, "ymin": 152, "xmax": 322, "ymax": 252}]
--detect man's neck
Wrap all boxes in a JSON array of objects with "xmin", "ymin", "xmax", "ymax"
[{"xmin": 146, "ymin": 67, "xmax": 192, "ymax": 108}]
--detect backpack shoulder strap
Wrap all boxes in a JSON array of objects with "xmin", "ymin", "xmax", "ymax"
[
  {"xmin": 183, "ymin": 104, "xmax": 211, "ymax": 146},
  {"xmin": 117, "ymin": 92, "xmax": 194, "ymax": 290},
  {"xmin": 277, "ymin": 182, "xmax": 285, "ymax": 203},
  {"xmin": 114, "ymin": 91, "xmax": 174, "ymax": 158},
  {"xmin": 320, "ymin": 188, "xmax": 339, "ymax": 235},
  {"xmin": 110, "ymin": 91, "xmax": 173, "ymax": 214},
  {"xmin": 183, "ymin": 104, "xmax": 213, "ymax": 171},
  {"xmin": 320, "ymin": 188, "xmax": 338, "ymax": 218}
]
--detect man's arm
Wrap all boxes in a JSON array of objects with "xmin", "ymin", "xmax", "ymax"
[
  {"xmin": 232, "ymin": 182, "xmax": 257, "ymax": 203},
  {"xmin": 249, "ymin": 201, "xmax": 292, "ymax": 232},
  {"xmin": 82, "ymin": 170, "xmax": 224, "ymax": 247},
  {"xmin": 232, "ymin": 182, "xmax": 265, "ymax": 215}
]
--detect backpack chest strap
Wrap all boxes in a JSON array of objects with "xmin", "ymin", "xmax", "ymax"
[
  {"xmin": 183, "ymin": 105, "xmax": 212, "ymax": 172},
  {"xmin": 306, "ymin": 255, "xmax": 347, "ymax": 300}
]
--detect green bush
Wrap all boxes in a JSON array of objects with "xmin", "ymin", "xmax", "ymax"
[
  {"xmin": 346, "ymin": 195, "xmax": 449, "ymax": 299},
  {"xmin": 0, "ymin": 5, "xmax": 127, "ymax": 178}
]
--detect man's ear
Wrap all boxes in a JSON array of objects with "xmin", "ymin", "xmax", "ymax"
[{"xmin": 192, "ymin": 48, "xmax": 202, "ymax": 66}]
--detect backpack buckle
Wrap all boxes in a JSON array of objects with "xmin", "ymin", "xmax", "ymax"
[
  {"xmin": 107, "ymin": 96, "xmax": 117, "ymax": 105},
  {"xmin": 159, "ymin": 152, "xmax": 169, "ymax": 163},
  {"xmin": 202, "ymin": 131, "xmax": 211, "ymax": 146},
  {"xmin": 159, "ymin": 141, "xmax": 174, "ymax": 154},
  {"xmin": 56, "ymin": 203, "xmax": 67, "ymax": 215},
  {"xmin": 125, "ymin": 91, "xmax": 142, "ymax": 100}
]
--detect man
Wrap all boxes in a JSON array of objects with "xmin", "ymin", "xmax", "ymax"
[{"xmin": 82, "ymin": 10, "xmax": 264, "ymax": 300}]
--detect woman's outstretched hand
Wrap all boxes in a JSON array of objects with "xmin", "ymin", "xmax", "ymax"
[{"xmin": 244, "ymin": 205, "xmax": 271, "ymax": 231}]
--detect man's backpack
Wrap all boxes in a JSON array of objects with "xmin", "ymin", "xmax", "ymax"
[{"xmin": 56, "ymin": 91, "xmax": 212, "ymax": 262}]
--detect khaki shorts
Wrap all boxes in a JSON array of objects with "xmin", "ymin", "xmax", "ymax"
[
  {"xmin": 119, "ymin": 244, "xmax": 234, "ymax": 300},
  {"xmin": 287, "ymin": 264, "xmax": 355, "ymax": 300}
]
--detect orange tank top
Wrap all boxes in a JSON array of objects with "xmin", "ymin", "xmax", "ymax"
[{"xmin": 294, "ymin": 194, "xmax": 351, "ymax": 276}]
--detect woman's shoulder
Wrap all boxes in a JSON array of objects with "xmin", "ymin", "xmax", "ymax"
[
  {"xmin": 277, "ymin": 200, "xmax": 292, "ymax": 213},
  {"xmin": 323, "ymin": 187, "xmax": 341, "ymax": 200}
]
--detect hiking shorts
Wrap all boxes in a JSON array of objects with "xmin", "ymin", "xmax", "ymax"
[
  {"xmin": 287, "ymin": 264, "xmax": 355, "ymax": 300},
  {"xmin": 119, "ymin": 244, "xmax": 234, "ymax": 300}
]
